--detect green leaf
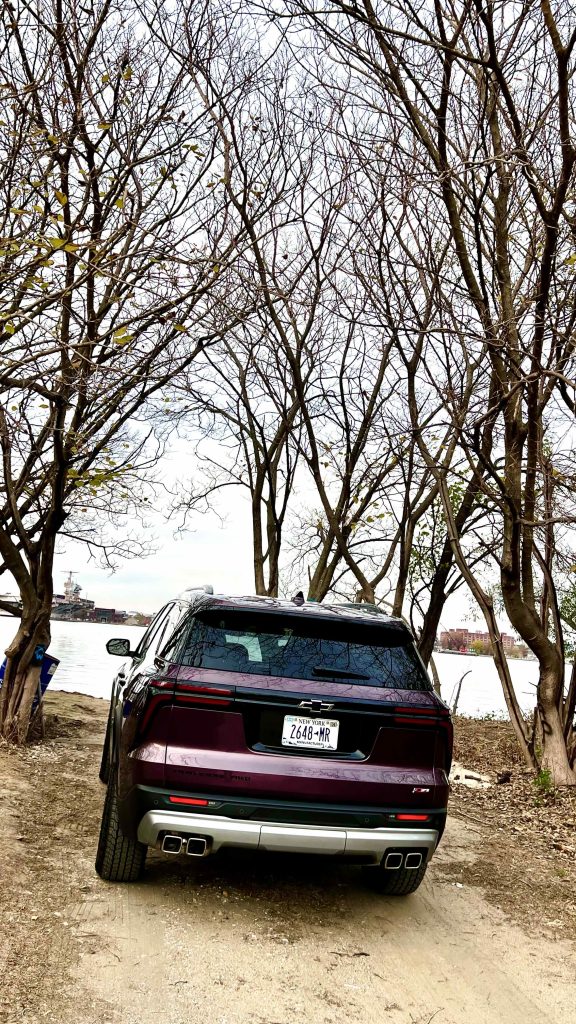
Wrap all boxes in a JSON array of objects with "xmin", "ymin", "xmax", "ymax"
[
  {"xmin": 4, "ymin": 323, "xmax": 15, "ymax": 335},
  {"xmin": 113, "ymin": 327, "xmax": 134, "ymax": 345}
]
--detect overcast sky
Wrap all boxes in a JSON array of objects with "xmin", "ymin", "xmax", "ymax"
[
  {"xmin": 4, "ymin": 439, "xmax": 488, "ymax": 630},
  {"xmin": 46, "ymin": 494, "xmax": 487, "ymax": 632},
  {"xmin": 52, "ymin": 487, "xmax": 256, "ymax": 614}
]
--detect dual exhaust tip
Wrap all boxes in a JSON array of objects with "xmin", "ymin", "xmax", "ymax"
[
  {"xmin": 161, "ymin": 834, "xmax": 209, "ymax": 857},
  {"xmin": 161, "ymin": 836, "xmax": 424, "ymax": 870},
  {"xmin": 384, "ymin": 851, "xmax": 423, "ymax": 871}
]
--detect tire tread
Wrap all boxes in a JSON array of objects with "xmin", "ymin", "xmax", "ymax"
[
  {"xmin": 368, "ymin": 861, "xmax": 428, "ymax": 896},
  {"xmin": 95, "ymin": 778, "xmax": 146, "ymax": 882}
]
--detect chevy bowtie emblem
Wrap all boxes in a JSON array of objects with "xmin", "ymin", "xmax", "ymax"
[{"xmin": 298, "ymin": 699, "xmax": 335, "ymax": 714}]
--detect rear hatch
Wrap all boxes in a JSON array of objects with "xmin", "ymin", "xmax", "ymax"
[{"xmin": 163, "ymin": 605, "xmax": 452, "ymax": 809}]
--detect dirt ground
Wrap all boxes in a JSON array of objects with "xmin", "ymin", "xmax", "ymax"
[{"xmin": 1, "ymin": 692, "xmax": 575, "ymax": 1024}]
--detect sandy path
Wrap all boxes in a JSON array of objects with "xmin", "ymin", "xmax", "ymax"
[
  {"xmin": 1, "ymin": 694, "xmax": 575, "ymax": 1024},
  {"xmin": 64, "ymin": 817, "xmax": 575, "ymax": 1024}
]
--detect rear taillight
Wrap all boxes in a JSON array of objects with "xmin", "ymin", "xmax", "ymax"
[
  {"xmin": 152, "ymin": 679, "xmax": 233, "ymax": 705},
  {"xmin": 393, "ymin": 705, "xmax": 450, "ymax": 727},
  {"xmin": 175, "ymin": 682, "xmax": 233, "ymax": 706}
]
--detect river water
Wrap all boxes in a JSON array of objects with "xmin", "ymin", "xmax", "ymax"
[{"xmin": 0, "ymin": 616, "xmax": 542, "ymax": 718}]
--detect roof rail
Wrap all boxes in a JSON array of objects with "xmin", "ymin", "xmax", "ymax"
[{"xmin": 180, "ymin": 584, "xmax": 214, "ymax": 597}]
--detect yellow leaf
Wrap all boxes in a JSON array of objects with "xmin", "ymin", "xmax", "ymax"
[
  {"xmin": 113, "ymin": 326, "xmax": 128, "ymax": 338},
  {"xmin": 4, "ymin": 323, "xmax": 15, "ymax": 334},
  {"xmin": 54, "ymin": 189, "xmax": 68, "ymax": 206},
  {"xmin": 115, "ymin": 334, "xmax": 133, "ymax": 346},
  {"xmin": 114, "ymin": 197, "xmax": 124, "ymax": 210},
  {"xmin": 47, "ymin": 237, "xmax": 65, "ymax": 249},
  {"xmin": 33, "ymin": 204, "xmax": 44, "ymax": 214},
  {"xmin": 98, "ymin": 122, "xmax": 112, "ymax": 131},
  {"xmin": 64, "ymin": 243, "xmax": 79, "ymax": 253},
  {"xmin": 47, "ymin": 134, "xmax": 59, "ymax": 144},
  {"xmin": 101, "ymin": 73, "xmax": 110, "ymax": 84},
  {"xmin": 173, "ymin": 324, "xmax": 187, "ymax": 332},
  {"xmin": 122, "ymin": 66, "xmax": 132, "ymax": 81}
]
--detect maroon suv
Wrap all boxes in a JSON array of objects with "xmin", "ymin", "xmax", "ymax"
[{"xmin": 96, "ymin": 589, "xmax": 452, "ymax": 895}]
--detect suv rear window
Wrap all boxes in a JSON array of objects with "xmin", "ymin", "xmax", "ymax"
[{"xmin": 179, "ymin": 609, "xmax": 431, "ymax": 691}]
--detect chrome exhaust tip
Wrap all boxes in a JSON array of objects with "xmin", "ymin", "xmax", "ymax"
[
  {"xmin": 384, "ymin": 852, "xmax": 403, "ymax": 870},
  {"xmin": 162, "ymin": 834, "xmax": 183, "ymax": 855},
  {"xmin": 405, "ymin": 852, "xmax": 423, "ymax": 870},
  {"xmin": 186, "ymin": 836, "xmax": 208, "ymax": 857}
]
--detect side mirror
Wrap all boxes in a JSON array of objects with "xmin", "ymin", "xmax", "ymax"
[{"xmin": 106, "ymin": 638, "xmax": 134, "ymax": 658}]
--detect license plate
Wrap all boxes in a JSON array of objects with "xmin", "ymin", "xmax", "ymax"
[{"xmin": 281, "ymin": 715, "xmax": 339, "ymax": 751}]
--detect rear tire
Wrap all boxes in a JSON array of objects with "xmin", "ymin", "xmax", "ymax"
[
  {"xmin": 366, "ymin": 860, "xmax": 428, "ymax": 896},
  {"xmin": 95, "ymin": 776, "xmax": 146, "ymax": 882}
]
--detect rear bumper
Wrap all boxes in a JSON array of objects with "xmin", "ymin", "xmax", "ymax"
[{"xmin": 137, "ymin": 809, "xmax": 439, "ymax": 862}]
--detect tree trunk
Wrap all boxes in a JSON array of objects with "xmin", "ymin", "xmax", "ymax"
[
  {"xmin": 537, "ymin": 666, "xmax": 576, "ymax": 785},
  {"xmin": 418, "ymin": 546, "xmax": 452, "ymax": 667},
  {"xmin": 252, "ymin": 493, "xmax": 266, "ymax": 596},
  {"xmin": 428, "ymin": 654, "xmax": 442, "ymax": 697}
]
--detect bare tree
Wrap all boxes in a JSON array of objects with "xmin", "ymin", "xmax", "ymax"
[
  {"xmin": 285, "ymin": 0, "xmax": 576, "ymax": 780},
  {"xmin": 0, "ymin": 0, "xmax": 262, "ymax": 741},
  {"xmin": 173, "ymin": 325, "xmax": 303, "ymax": 597}
]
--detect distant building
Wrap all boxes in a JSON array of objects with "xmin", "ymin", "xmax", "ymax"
[{"xmin": 439, "ymin": 628, "xmax": 518, "ymax": 652}]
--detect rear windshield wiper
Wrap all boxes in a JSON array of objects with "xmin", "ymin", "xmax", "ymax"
[{"xmin": 312, "ymin": 666, "xmax": 370, "ymax": 680}]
